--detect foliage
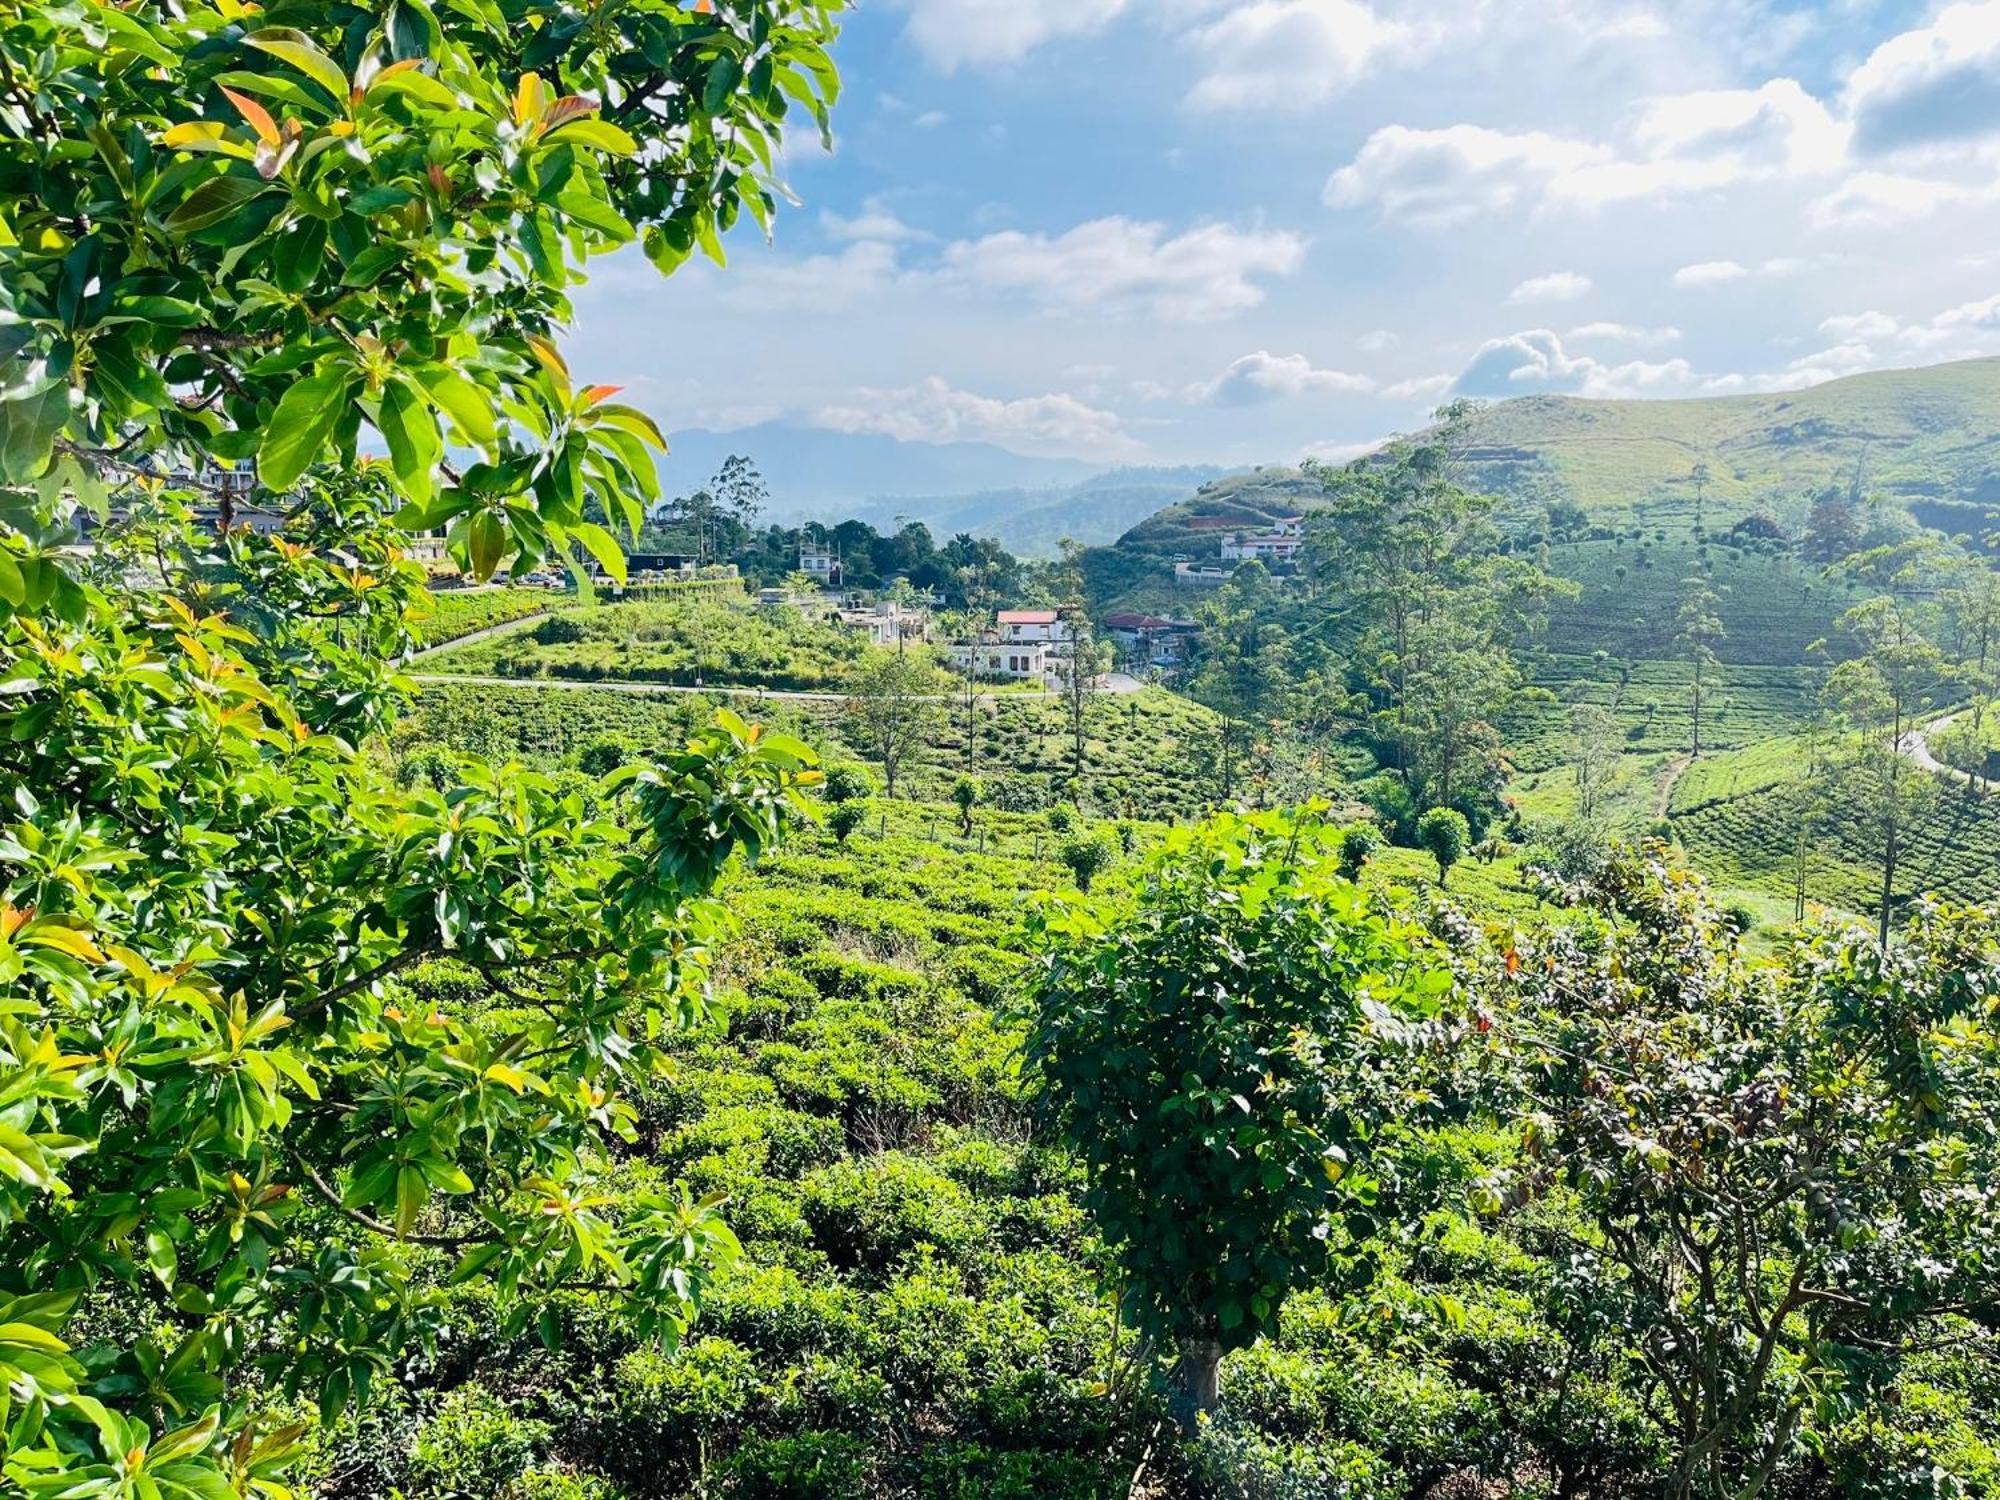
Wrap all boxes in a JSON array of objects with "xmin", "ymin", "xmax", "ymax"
[
  {"xmin": 1416, "ymin": 806, "xmax": 1469, "ymax": 886},
  {"xmin": 0, "ymin": 503, "xmax": 819, "ymax": 1490},
  {"xmin": 1338, "ymin": 825, "xmax": 1381, "ymax": 879},
  {"xmin": 826, "ymin": 801, "xmax": 868, "ymax": 845},
  {"xmin": 823, "ymin": 764, "xmax": 874, "ymax": 805},
  {"xmin": 1021, "ymin": 811, "xmax": 1458, "ymax": 1415},
  {"xmin": 1054, "ymin": 830, "xmax": 1116, "ymax": 893},
  {"xmin": 845, "ymin": 650, "xmax": 945, "ymax": 800},
  {"xmin": 0, "ymin": 0, "xmax": 842, "ymax": 586},
  {"xmin": 1490, "ymin": 850, "xmax": 2000, "ymax": 1497}
]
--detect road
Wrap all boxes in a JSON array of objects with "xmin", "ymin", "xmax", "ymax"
[{"xmin": 1899, "ymin": 709, "xmax": 1974, "ymax": 785}]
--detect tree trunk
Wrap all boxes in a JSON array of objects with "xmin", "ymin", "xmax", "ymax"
[
  {"xmin": 1878, "ymin": 825, "xmax": 1897, "ymax": 949},
  {"xmin": 1169, "ymin": 1337, "xmax": 1222, "ymax": 1433}
]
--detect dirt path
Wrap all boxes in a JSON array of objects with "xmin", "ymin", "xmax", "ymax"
[
  {"xmin": 1652, "ymin": 752, "xmax": 1693, "ymax": 820},
  {"xmin": 411, "ymin": 671, "xmax": 1074, "ymax": 705}
]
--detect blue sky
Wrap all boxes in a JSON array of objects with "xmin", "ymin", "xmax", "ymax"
[{"xmin": 569, "ymin": 0, "xmax": 2000, "ymax": 470}]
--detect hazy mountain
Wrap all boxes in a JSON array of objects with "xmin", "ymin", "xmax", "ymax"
[{"xmin": 659, "ymin": 423, "xmax": 1099, "ymax": 520}]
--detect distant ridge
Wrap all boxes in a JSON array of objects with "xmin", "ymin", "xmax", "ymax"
[{"xmin": 1444, "ymin": 357, "xmax": 2000, "ymax": 531}]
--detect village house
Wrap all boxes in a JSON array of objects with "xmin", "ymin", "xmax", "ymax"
[
  {"xmin": 1218, "ymin": 516, "xmax": 1307, "ymax": 566},
  {"xmin": 1102, "ymin": 611, "xmax": 1200, "ymax": 669},
  {"xmin": 1173, "ymin": 561, "xmax": 1232, "ymax": 588},
  {"xmin": 799, "ymin": 540, "xmax": 841, "ymax": 586},
  {"xmin": 836, "ymin": 598, "xmax": 928, "ymax": 649},
  {"xmin": 994, "ymin": 608, "xmax": 1075, "ymax": 647}
]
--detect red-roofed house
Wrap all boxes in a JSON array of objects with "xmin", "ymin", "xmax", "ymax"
[
  {"xmin": 1103, "ymin": 611, "xmax": 1200, "ymax": 668},
  {"xmin": 995, "ymin": 608, "xmax": 1073, "ymax": 646}
]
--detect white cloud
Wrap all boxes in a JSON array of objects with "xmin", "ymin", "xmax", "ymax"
[
  {"xmin": 1453, "ymin": 328, "xmax": 1696, "ymax": 399},
  {"xmin": 820, "ymin": 199, "xmax": 927, "ymax": 243},
  {"xmin": 1190, "ymin": 350, "xmax": 1374, "ymax": 405},
  {"xmin": 1509, "ymin": 271, "xmax": 1593, "ymax": 304},
  {"xmin": 913, "ymin": 110, "xmax": 950, "ymax": 129},
  {"xmin": 936, "ymin": 216, "xmax": 1307, "ymax": 321},
  {"xmin": 1302, "ymin": 435, "xmax": 1390, "ymax": 464},
  {"xmin": 1182, "ymin": 0, "xmax": 1412, "ymax": 112},
  {"xmin": 1324, "ymin": 125, "xmax": 1607, "ymax": 227},
  {"xmin": 810, "ymin": 375, "xmax": 1141, "ymax": 459},
  {"xmin": 1845, "ymin": 1, "xmax": 2000, "ymax": 154},
  {"xmin": 1382, "ymin": 373, "xmax": 1455, "ymax": 401},
  {"xmin": 1819, "ymin": 310, "xmax": 1899, "ymax": 340},
  {"xmin": 1809, "ymin": 170, "xmax": 2000, "ymax": 228},
  {"xmin": 1328, "ymin": 80, "xmax": 1847, "ymax": 225},
  {"xmin": 1568, "ymin": 321, "xmax": 1682, "ymax": 346},
  {"xmin": 1356, "ymin": 328, "xmax": 1400, "ymax": 353},
  {"xmin": 901, "ymin": 0, "xmax": 1127, "ymax": 70},
  {"xmin": 1933, "ymin": 291, "xmax": 2000, "ymax": 330},
  {"xmin": 724, "ymin": 242, "xmax": 902, "ymax": 312},
  {"xmin": 1671, "ymin": 257, "xmax": 1802, "ymax": 288}
]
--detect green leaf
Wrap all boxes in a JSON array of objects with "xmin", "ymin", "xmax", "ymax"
[
  {"xmin": 165, "ymin": 174, "xmax": 268, "ymax": 233},
  {"xmin": 702, "ymin": 54, "xmax": 743, "ymax": 113},
  {"xmin": 257, "ymin": 366, "xmax": 351, "ymax": 491},
  {"xmin": 543, "ymin": 119, "xmax": 636, "ymax": 155},
  {"xmin": 143, "ymin": 1229, "xmax": 177, "ymax": 1287},
  {"xmin": 394, "ymin": 1165, "xmax": 427, "ymax": 1237},
  {"xmin": 0, "ymin": 384, "xmax": 73, "ymax": 485},
  {"xmin": 378, "ymin": 376, "xmax": 441, "ymax": 505},
  {"xmin": 413, "ymin": 367, "xmax": 496, "ymax": 446},
  {"xmin": 567, "ymin": 520, "xmax": 626, "ymax": 585},
  {"xmin": 242, "ymin": 28, "xmax": 351, "ymax": 106}
]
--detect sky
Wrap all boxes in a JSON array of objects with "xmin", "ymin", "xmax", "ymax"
[{"xmin": 567, "ymin": 0, "xmax": 2000, "ymax": 471}]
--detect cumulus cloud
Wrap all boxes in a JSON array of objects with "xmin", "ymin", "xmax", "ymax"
[
  {"xmin": 1189, "ymin": 350, "xmax": 1374, "ymax": 405},
  {"xmin": 1845, "ymin": 1, "xmax": 2000, "ymax": 154},
  {"xmin": 1510, "ymin": 271, "xmax": 1593, "ymax": 304},
  {"xmin": 900, "ymin": 0, "xmax": 1127, "ymax": 70},
  {"xmin": 723, "ymin": 242, "xmax": 903, "ymax": 312},
  {"xmin": 1820, "ymin": 310, "xmax": 1899, "ymax": 340},
  {"xmin": 1182, "ymin": 0, "xmax": 1412, "ymax": 112},
  {"xmin": 1568, "ymin": 321, "xmax": 1682, "ymax": 346},
  {"xmin": 1327, "ymin": 80, "xmax": 1845, "ymax": 224},
  {"xmin": 1356, "ymin": 328, "xmax": 1400, "ymax": 352},
  {"xmin": 935, "ymin": 216, "xmax": 1307, "ymax": 321},
  {"xmin": 820, "ymin": 199, "xmax": 927, "ymax": 243},
  {"xmin": 1381, "ymin": 373, "xmax": 1455, "ymax": 401},
  {"xmin": 1670, "ymin": 257, "xmax": 1802, "ymax": 288},
  {"xmin": 1453, "ymin": 329, "xmax": 1695, "ymax": 399},
  {"xmin": 1809, "ymin": 170, "xmax": 2000, "ymax": 228},
  {"xmin": 811, "ymin": 376, "xmax": 1141, "ymax": 459},
  {"xmin": 1324, "ymin": 125, "xmax": 1608, "ymax": 227}
]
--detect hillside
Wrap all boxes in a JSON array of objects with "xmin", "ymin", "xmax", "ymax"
[{"xmin": 1452, "ymin": 358, "xmax": 2000, "ymax": 531}]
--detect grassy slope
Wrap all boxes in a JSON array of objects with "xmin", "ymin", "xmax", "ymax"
[{"xmin": 1456, "ymin": 357, "xmax": 2000, "ymax": 529}]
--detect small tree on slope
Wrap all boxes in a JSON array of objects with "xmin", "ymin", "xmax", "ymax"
[{"xmin": 1022, "ymin": 811, "xmax": 1457, "ymax": 1427}]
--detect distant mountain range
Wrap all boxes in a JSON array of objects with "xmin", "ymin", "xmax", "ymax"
[
  {"xmin": 659, "ymin": 421, "xmax": 1218, "ymax": 555},
  {"xmin": 659, "ymin": 360, "xmax": 2000, "ymax": 562}
]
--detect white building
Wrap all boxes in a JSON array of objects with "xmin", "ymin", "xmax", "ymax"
[
  {"xmin": 950, "ymin": 638, "xmax": 1051, "ymax": 684},
  {"xmin": 1219, "ymin": 518, "xmax": 1306, "ymax": 565},
  {"xmin": 799, "ymin": 541, "xmax": 840, "ymax": 584},
  {"xmin": 995, "ymin": 608, "xmax": 1075, "ymax": 647},
  {"xmin": 837, "ymin": 599, "xmax": 928, "ymax": 649}
]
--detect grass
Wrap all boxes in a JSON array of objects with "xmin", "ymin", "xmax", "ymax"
[{"xmin": 1454, "ymin": 357, "xmax": 2000, "ymax": 529}]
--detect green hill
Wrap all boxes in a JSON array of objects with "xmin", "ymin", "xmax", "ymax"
[{"xmin": 1453, "ymin": 358, "xmax": 2000, "ymax": 532}]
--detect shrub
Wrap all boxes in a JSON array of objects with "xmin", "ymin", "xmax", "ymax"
[
  {"xmin": 1046, "ymin": 803, "xmax": 1076, "ymax": 834},
  {"xmin": 1416, "ymin": 807, "xmax": 1470, "ymax": 886},
  {"xmin": 576, "ymin": 733, "xmax": 633, "ymax": 777},
  {"xmin": 1337, "ymin": 825, "xmax": 1381, "ymax": 880},
  {"xmin": 1721, "ymin": 900, "xmax": 1759, "ymax": 935},
  {"xmin": 827, "ymin": 802, "xmax": 869, "ymax": 845},
  {"xmin": 1056, "ymin": 831, "xmax": 1116, "ymax": 892},
  {"xmin": 823, "ymin": 764, "xmax": 875, "ymax": 804},
  {"xmin": 715, "ymin": 1432, "xmax": 871, "ymax": 1499},
  {"xmin": 1357, "ymin": 772, "xmax": 1418, "ymax": 844},
  {"xmin": 407, "ymin": 1385, "xmax": 549, "ymax": 1500}
]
